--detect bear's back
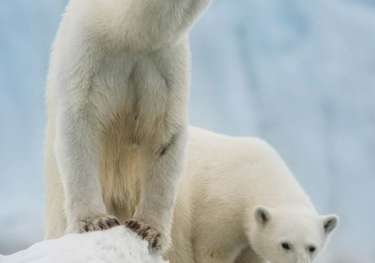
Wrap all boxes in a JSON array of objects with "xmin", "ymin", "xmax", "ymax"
[{"xmin": 183, "ymin": 127, "xmax": 315, "ymax": 211}]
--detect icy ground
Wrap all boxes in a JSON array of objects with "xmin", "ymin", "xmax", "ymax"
[{"xmin": 0, "ymin": 227, "xmax": 166, "ymax": 263}]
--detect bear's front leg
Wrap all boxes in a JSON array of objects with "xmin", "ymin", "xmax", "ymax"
[
  {"xmin": 55, "ymin": 103, "xmax": 120, "ymax": 234},
  {"xmin": 126, "ymin": 130, "xmax": 187, "ymax": 251}
]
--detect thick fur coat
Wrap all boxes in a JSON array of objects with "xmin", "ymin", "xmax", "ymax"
[
  {"xmin": 167, "ymin": 128, "xmax": 338, "ymax": 263},
  {"xmin": 44, "ymin": 0, "xmax": 210, "ymax": 250}
]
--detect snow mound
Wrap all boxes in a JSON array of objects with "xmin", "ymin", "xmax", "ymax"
[{"xmin": 1, "ymin": 226, "xmax": 167, "ymax": 263}]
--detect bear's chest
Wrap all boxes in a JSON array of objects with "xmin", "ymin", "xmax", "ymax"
[{"xmin": 91, "ymin": 52, "xmax": 172, "ymax": 140}]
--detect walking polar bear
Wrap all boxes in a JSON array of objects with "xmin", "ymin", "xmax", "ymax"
[{"xmin": 166, "ymin": 127, "xmax": 338, "ymax": 263}]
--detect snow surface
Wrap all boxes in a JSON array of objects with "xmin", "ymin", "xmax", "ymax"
[{"xmin": 0, "ymin": 227, "xmax": 166, "ymax": 263}]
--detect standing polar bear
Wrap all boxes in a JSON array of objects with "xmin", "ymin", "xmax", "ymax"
[
  {"xmin": 44, "ymin": 0, "xmax": 211, "ymax": 250},
  {"xmin": 167, "ymin": 128, "xmax": 338, "ymax": 263}
]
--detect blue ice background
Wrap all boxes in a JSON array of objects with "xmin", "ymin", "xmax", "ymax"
[{"xmin": 0, "ymin": 0, "xmax": 374, "ymax": 262}]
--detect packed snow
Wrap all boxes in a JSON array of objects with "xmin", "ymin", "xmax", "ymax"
[{"xmin": 1, "ymin": 227, "xmax": 166, "ymax": 263}]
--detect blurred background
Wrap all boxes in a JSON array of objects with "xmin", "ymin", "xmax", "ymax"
[{"xmin": 0, "ymin": 0, "xmax": 374, "ymax": 262}]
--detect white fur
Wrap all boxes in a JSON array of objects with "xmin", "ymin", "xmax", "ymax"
[
  {"xmin": 44, "ymin": 0, "xmax": 211, "ymax": 250},
  {"xmin": 166, "ymin": 127, "xmax": 338, "ymax": 263}
]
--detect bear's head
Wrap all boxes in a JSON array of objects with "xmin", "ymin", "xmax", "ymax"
[{"xmin": 248, "ymin": 206, "xmax": 338, "ymax": 263}]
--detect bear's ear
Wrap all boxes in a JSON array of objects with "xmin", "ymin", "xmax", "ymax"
[
  {"xmin": 254, "ymin": 206, "xmax": 272, "ymax": 226},
  {"xmin": 321, "ymin": 215, "xmax": 339, "ymax": 235}
]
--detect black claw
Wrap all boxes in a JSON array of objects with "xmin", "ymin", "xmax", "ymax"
[
  {"xmin": 126, "ymin": 220, "xmax": 135, "ymax": 228},
  {"xmin": 141, "ymin": 231, "xmax": 148, "ymax": 239},
  {"xmin": 152, "ymin": 240, "xmax": 157, "ymax": 248},
  {"xmin": 139, "ymin": 226, "xmax": 151, "ymax": 237},
  {"xmin": 132, "ymin": 222, "xmax": 141, "ymax": 230},
  {"xmin": 98, "ymin": 221, "xmax": 106, "ymax": 229},
  {"xmin": 107, "ymin": 219, "xmax": 115, "ymax": 227},
  {"xmin": 151, "ymin": 235, "xmax": 160, "ymax": 249}
]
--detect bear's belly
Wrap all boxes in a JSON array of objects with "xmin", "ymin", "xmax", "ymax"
[
  {"xmin": 96, "ymin": 62, "xmax": 172, "ymax": 221},
  {"xmin": 92, "ymin": 52, "xmax": 182, "ymax": 221},
  {"xmin": 98, "ymin": 97, "xmax": 171, "ymax": 222}
]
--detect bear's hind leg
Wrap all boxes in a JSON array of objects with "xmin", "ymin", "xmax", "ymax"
[{"xmin": 128, "ymin": 130, "xmax": 186, "ymax": 251}]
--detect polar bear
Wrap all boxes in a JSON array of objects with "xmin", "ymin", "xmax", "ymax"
[
  {"xmin": 166, "ymin": 127, "xmax": 338, "ymax": 263},
  {"xmin": 44, "ymin": 0, "xmax": 211, "ymax": 251}
]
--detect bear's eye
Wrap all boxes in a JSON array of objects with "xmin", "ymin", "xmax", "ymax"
[
  {"xmin": 281, "ymin": 242, "xmax": 292, "ymax": 251},
  {"xmin": 308, "ymin": 246, "xmax": 316, "ymax": 253}
]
